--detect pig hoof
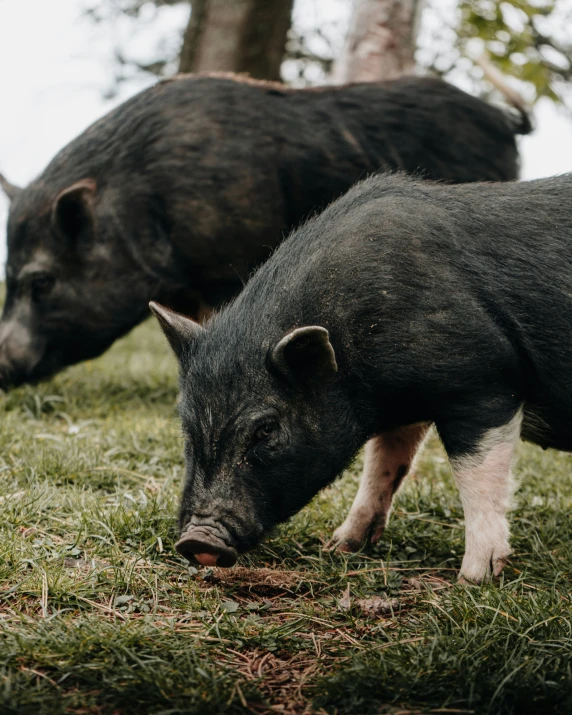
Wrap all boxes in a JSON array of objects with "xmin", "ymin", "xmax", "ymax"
[
  {"xmin": 326, "ymin": 526, "xmax": 366, "ymax": 553},
  {"xmin": 458, "ymin": 551, "xmax": 510, "ymax": 585},
  {"xmin": 493, "ymin": 555, "xmax": 508, "ymax": 577},
  {"xmin": 457, "ymin": 573, "xmax": 479, "ymax": 586},
  {"xmin": 336, "ymin": 538, "xmax": 363, "ymax": 553}
]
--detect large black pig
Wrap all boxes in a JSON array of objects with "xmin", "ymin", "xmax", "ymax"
[
  {"xmin": 0, "ymin": 74, "xmax": 530, "ymax": 388},
  {"xmin": 152, "ymin": 171, "xmax": 572, "ymax": 584}
]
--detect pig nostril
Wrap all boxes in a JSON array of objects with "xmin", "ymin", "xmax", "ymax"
[
  {"xmin": 175, "ymin": 538, "xmax": 210, "ymax": 563},
  {"xmin": 194, "ymin": 553, "xmax": 219, "ymax": 567},
  {"xmin": 175, "ymin": 534, "xmax": 238, "ymax": 568}
]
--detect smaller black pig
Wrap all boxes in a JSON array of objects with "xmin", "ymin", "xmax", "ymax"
[{"xmin": 152, "ymin": 171, "xmax": 572, "ymax": 584}]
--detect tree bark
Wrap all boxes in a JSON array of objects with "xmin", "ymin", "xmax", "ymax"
[
  {"xmin": 332, "ymin": 0, "xmax": 424, "ymax": 84},
  {"xmin": 179, "ymin": 0, "xmax": 294, "ymax": 81}
]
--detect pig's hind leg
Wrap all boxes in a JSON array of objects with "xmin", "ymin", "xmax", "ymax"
[
  {"xmin": 440, "ymin": 407, "xmax": 522, "ymax": 584},
  {"xmin": 328, "ymin": 424, "xmax": 430, "ymax": 552}
]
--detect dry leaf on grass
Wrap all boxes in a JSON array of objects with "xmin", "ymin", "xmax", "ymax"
[
  {"xmin": 63, "ymin": 558, "xmax": 89, "ymax": 569},
  {"xmin": 357, "ymin": 596, "xmax": 400, "ymax": 616},
  {"xmin": 403, "ymin": 576, "xmax": 424, "ymax": 590},
  {"xmin": 338, "ymin": 584, "xmax": 351, "ymax": 611}
]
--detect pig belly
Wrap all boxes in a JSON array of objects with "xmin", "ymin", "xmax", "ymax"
[{"xmin": 522, "ymin": 405, "xmax": 572, "ymax": 453}]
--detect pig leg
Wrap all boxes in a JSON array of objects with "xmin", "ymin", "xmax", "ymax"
[
  {"xmin": 328, "ymin": 424, "xmax": 430, "ymax": 552},
  {"xmin": 442, "ymin": 408, "xmax": 522, "ymax": 584}
]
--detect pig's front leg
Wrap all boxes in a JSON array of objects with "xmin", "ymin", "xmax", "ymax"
[
  {"xmin": 442, "ymin": 408, "xmax": 522, "ymax": 584},
  {"xmin": 328, "ymin": 424, "xmax": 430, "ymax": 552}
]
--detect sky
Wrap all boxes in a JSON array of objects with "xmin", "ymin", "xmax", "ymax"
[{"xmin": 1, "ymin": 0, "xmax": 571, "ymax": 270}]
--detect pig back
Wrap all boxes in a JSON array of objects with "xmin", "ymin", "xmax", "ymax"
[
  {"xmin": 143, "ymin": 75, "xmax": 525, "ymax": 294},
  {"xmin": 27, "ymin": 74, "xmax": 529, "ymax": 318},
  {"xmin": 223, "ymin": 173, "xmax": 572, "ymax": 429}
]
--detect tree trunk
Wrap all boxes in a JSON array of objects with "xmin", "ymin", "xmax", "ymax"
[
  {"xmin": 332, "ymin": 0, "xmax": 424, "ymax": 84},
  {"xmin": 179, "ymin": 0, "xmax": 294, "ymax": 81}
]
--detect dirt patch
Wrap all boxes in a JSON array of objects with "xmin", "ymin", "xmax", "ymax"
[
  {"xmin": 200, "ymin": 567, "xmax": 317, "ymax": 597},
  {"xmin": 223, "ymin": 648, "xmax": 329, "ymax": 715}
]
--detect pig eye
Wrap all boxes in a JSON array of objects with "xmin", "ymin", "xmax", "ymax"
[
  {"xmin": 31, "ymin": 273, "xmax": 55, "ymax": 301},
  {"xmin": 254, "ymin": 422, "xmax": 278, "ymax": 443}
]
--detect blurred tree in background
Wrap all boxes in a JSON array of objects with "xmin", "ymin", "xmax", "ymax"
[
  {"xmin": 83, "ymin": 0, "xmax": 340, "ymax": 86},
  {"xmin": 177, "ymin": 0, "xmax": 293, "ymax": 79},
  {"xmin": 83, "ymin": 0, "xmax": 572, "ymax": 109},
  {"xmin": 331, "ymin": 0, "xmax": 424, "ymax": 83}
]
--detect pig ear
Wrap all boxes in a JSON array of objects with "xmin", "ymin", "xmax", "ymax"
[
  {"xmin": 52, "ymin": 179, "xmax": 96, "ymax": 243},
  {"xmin": 149, "ymin": 302, "xmax": 203, "ymax": 359},
  {"xmin": 271, "ymin": 326, "xmax": 338, "ymax": 386},
  {"xmin": 0, "ymin": 173, "xmax": 23, "ymax": 202}
]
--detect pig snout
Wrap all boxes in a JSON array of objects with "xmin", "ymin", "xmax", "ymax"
[
  {"xmin": 175, "ymin": 525, "xmax": 238, "ymax": 568},
  {"xmin": 0, "ymin": 319, "xmax": 42, "ymax": 389}
]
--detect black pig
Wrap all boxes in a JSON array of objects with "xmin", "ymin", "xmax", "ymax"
[
  {"xmin": 0, "ymin": 73, "xmax": 530, "ymax": 388},
  {"xmin": 152, "ymin": 171, "xmax": 572, "ymax": 583}
]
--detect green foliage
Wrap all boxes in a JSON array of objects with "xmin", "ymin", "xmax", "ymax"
[{"xmin": 456, "ymin": 0, "xmax": 571, "ymax": 106}]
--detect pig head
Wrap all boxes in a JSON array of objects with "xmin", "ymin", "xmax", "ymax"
[
  {"xmin": 150, "ymin": 302, "xmax": 361, "ymax": 567},
  {"xmin": 0, "ymin": 174, "xmax": 168, "ymax": 388}
]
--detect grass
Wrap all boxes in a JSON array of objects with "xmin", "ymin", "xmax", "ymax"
[{"xmin": 0, "ymin": 319, "xmax": 571, "ymax": 714}]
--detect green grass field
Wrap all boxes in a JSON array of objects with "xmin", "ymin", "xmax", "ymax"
[{"xmin": 0, "ymin": 318, "xmax": 571, "ymax": 714}]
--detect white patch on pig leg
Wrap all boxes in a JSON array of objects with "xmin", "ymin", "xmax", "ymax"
[
  {"xmin": 451, "ymin": 409, "xmax": 522, "ymax": 584},
  {"xmin": 329, "ymin": 423, "xmax": 430, "ymax": 552}
]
